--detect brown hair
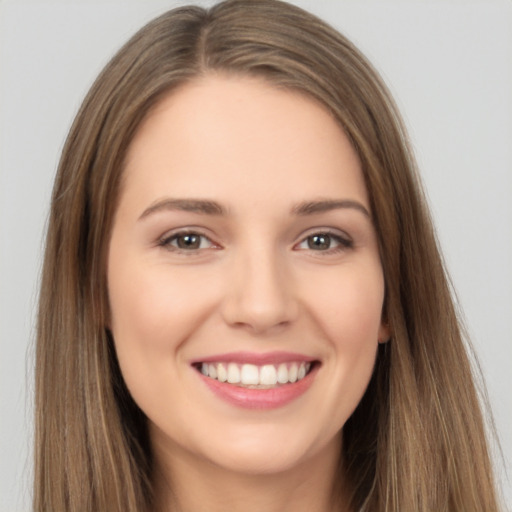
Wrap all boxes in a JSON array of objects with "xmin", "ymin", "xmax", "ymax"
[{"xmin": 35, "ymin": 1, "xmax": 501, "ymax": 510}]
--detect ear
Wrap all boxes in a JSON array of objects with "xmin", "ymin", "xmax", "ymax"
[{"xmin": 378, "ymin": 321, "xmax": 391, "ymax": 344}]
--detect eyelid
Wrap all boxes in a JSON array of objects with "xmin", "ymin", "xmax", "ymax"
[
  {"xmin": 157, "ymin": 228, "xmax": 220, "ymax": 253},
  {"xmin": 293, "ymin": 228, "xmax": 353, "ymax": 253}
]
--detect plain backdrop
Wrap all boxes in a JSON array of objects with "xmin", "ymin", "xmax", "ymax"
[{"xmin": 1, "ymin": 1, "xmax": 511, "ymax": 510}]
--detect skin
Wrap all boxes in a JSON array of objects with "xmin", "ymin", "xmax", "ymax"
[{"xmin": 107, "ymin": 75, "xmax": 389, "ymax": 512}]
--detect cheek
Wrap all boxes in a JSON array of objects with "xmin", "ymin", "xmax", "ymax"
[
  {"xmin": 300, "ymin": 262, "xmax": 384, "ymax": 423},
  {"xmin": 107, "ymin": 259, "xmax": 219, "ymax": 421},
  {"xmin": 107, "ymin": 257, "xmax": 227, "ymax": 391},
  {"xmin": 303, "ymin": 261, "xmax": 385, "ymax": 344}
]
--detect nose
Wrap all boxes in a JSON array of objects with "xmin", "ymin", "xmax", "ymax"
[{"xmin": 221, "ymin": 246, "xmax": 299, "ymax": 335}]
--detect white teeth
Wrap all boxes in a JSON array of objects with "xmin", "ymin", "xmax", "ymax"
[
  {"xmin": 217, "ymin": 363, "xmax": 227, "ymax": 382},
  {"xmin": 227, "ymin": 363, "xmax": 241, "ymax": 383},
  {"xmin": 260, "ymin": 364, "xmax": 277, "ymax": 386},
  {"xmin": 277, "ymin": 363, "xmax": 289, "ymax": 384},
  {"xmin": 289, "ymin": 363, "xmax": 298, "ymax": 383},
  {"xmin": 200, "ymin": 361, "xmax": 313, "ymax": 387},
  {"xmin": 241, "ymin": 364, "xmax": 259, "ymax": 385},
  {"xmin": 208, "ymin": 364, "xmax": 217, "ymax": 380}
]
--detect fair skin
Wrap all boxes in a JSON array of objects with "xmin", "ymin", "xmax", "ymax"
[{"xmin": 108, "ymin": 75, "xmax": 389, "ymax": 512}]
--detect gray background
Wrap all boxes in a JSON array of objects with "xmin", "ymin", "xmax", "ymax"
[{"xmin": 1, "ymin": 0, "xmax": 511, "ymax": 510}]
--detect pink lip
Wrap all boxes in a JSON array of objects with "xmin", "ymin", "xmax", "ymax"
[
  {"xmin": 190, "ymin": 351, "xmax": 316, "ymax": 366},
  {"xmin": 192, "ymin": 353, "xmax": 319, "ymax": 410}
]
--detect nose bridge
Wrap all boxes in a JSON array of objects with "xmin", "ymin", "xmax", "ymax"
[{"xmin": 222, "ymin": 237, "xmax": 298, "ymax": 333}]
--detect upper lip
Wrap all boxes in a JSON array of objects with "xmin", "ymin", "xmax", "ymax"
[{"xmin": 190, "ymin": 351, "xmax": 317, "ymax": 366}]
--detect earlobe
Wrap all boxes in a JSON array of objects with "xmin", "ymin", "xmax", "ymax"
[{"xmin": 378, "ymin": 321, "xmax": 391, "ymax": 344}]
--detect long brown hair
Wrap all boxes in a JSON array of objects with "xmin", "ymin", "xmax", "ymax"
[{"xmin": 35, "ymin": 1, "xmax": 501, "ymax": 510}]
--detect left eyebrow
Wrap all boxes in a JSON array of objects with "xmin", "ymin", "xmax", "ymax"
[
  {"xmin": 138, "ymin": 198, "xmax": 226, "ymax": 220},
  {"xmin": 291, "ymin": 199, "xmax": 370, "ymax": 218}
]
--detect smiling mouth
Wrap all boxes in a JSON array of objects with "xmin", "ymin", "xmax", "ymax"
[{"xmin": 193, "ymin": 361, "xmax": 316, "ymax": 389}]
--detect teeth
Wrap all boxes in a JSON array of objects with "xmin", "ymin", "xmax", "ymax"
[
  {"xmin": 277, "ymin": 363, "xmax": 289, "ymax": 384},
  {"xmin": 227, "ymin": 363, "xmax": 240, "ymax": 384},
  {"xmin": 260, "ymin": 364, "xmax": 277, "ymax": 386},
  {"xmin": 199, "ymin": 361, "xmax": 312, "ymax": 387},
  {"xmin": 241, "ymin": 364, "xmax": 259, "ymax": 385},
  {"xmin": 289, "ymin": 363, "xmax": 298, "ymax": 383},
  {"xmin": 217, "ymin": 363, "xmax": 228, "ymax": 382},
  {"xmin": 208, "ymin": 364, "xmax": 217, "ymax": 380}
]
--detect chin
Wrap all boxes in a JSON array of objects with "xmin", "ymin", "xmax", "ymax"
[{"xmin": 197, "ymin": 426, "xmax": 340, "ymax": 477}]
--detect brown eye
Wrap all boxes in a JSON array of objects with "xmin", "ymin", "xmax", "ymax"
[
  {"xmin": 296, "ymin": 231, "xmax": 353, "ymax": 254},
  {"xmin": 176, "ymin": 234, "xmax": 202, "ymax": 249},
  {"xmin": 159, "ymin": 231, "xmax": 215, "ymax": 252},
  {"xmin": 307, "ymin": 234, "xmax": 332, "ymax": 250}
]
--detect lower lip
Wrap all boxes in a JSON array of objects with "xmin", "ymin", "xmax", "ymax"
[{"xmin": 196, "ymin": 365, "xmax": 318, "ymax": 410}]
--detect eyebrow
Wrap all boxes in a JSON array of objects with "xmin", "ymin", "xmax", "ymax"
[
  {"xmin": 291, "ymin": 199, "xmax": 370, "ymax": 218},
  {"xmin": 138, "ymin": 197, "xmax": 370, "ymax": 220},
  {"xmin": 139, "ymin": 198, "xmax": 226, "ymax": 219}
]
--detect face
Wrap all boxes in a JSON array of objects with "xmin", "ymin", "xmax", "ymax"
[{"xmin": 107, "ymin": 75, "xmax": 389, "ymax": 477}]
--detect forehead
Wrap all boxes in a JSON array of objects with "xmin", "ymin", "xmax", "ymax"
[{"xmin": 121, "ymin": 75, "xmax": 368, "ymax": 214}]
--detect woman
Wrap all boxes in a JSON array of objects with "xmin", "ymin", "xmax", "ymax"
[{"xmin": 34, "ymin": 0, "xmax": 501, "ymax": 510}]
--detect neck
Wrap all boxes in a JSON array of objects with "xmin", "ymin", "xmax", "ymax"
[{"xmin": 152, "ymin": 436, "xmax": 347, "ymax": 512}]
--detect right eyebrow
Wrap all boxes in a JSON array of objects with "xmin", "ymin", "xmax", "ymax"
[
  {"xmin": 138, "ymin": 198, "xmax": 226, "ymax": 221},
  {"xmin": 291, "ymin": 199, "xmax": 370, "ymax": 218}
]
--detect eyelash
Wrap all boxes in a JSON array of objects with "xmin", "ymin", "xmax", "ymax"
[
  {"xmin": 157, "ymin": 229, "xmax": 353, "ymax": 256},
  {"xmin": 295, "ymin": 230, "xmax": 353, "ymax": 254},
  {"xmin": 158, "ymin": 230, "xmax": 217, "ymax": 255}
]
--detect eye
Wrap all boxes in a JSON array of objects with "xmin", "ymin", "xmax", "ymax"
[
  {"xmin": 296, "ymin": 231, "xmax": 352, "ymax": 253},
  {"xmin": 159, "ymin": 231, "xmax": 216, "ymax": 252}
]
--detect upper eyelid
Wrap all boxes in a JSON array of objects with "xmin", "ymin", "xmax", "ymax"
[
  {"xmin": 157, "ymin": 225, "xmax": 351, "ymax": 238},
  {"xmin": 295, "ymin": 227, "xmax": 352, "ymax": 242},
  {"xmin": 294, "ymin": 231, "xmax": 352, "ymax": 251},
  {"xmin": 159, "ymin": 227, "xmax": 214, "ymax": 241},
  {"xmin": 166, "ymin": 232, "xmax": 211, "ymax": 242}
]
